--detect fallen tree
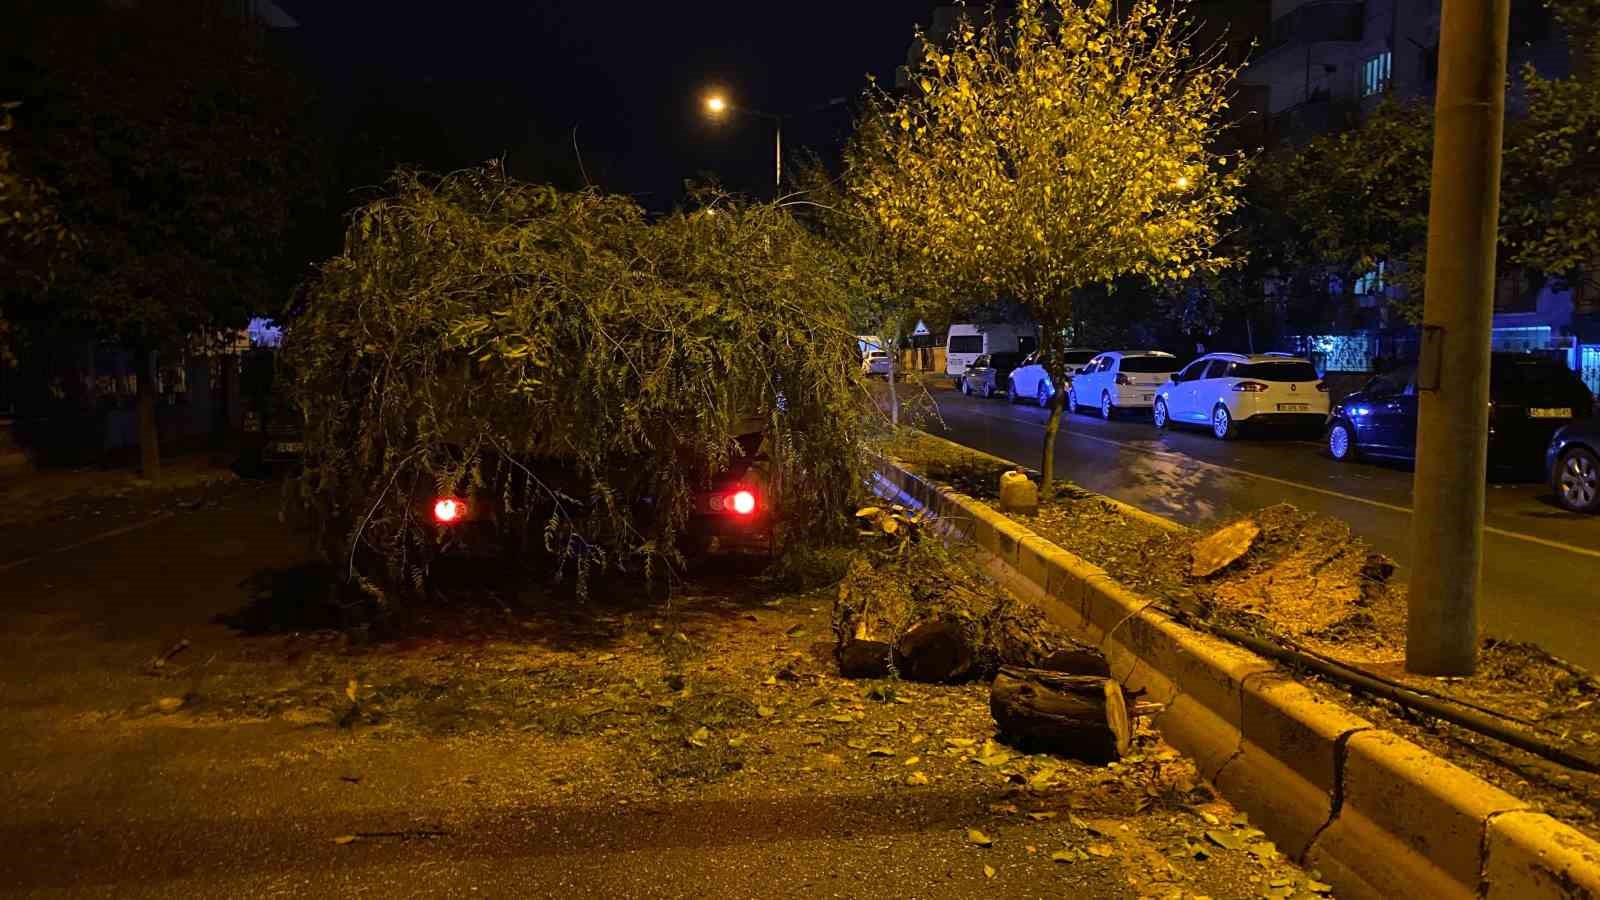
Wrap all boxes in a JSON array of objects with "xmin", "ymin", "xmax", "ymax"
[
  {"xmin": 285, "ymin": 168, "xmax": 867, "ymax": 598},
  {"xmin": 831, "ymin": 548, "xmax": 1106, "ymax": 683}
]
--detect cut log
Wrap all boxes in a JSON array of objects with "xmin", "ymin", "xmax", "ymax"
[
  {"xmin": 990, "ymin": 666, "xmax": 1131, "ymax": 762},
  {"xmin": 832, "ymin": 558, "xmax": 911, "ymax": 679},
  {"xmin": 894, "ymin": 615, "xmax": 978, "ymax": 682}
]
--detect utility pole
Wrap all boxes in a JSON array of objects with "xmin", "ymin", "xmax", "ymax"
[{"xmin": 1407, "ymin": 0, "xmax": 1511, "ymax": 676}]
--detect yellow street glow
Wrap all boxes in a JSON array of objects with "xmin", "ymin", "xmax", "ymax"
[
  {"xmin": 1175, "ymin": 175, "xmax": 1191, "ymax": 189},
  {"xmin": 706, "ymin": 95, "xmax": 727, "ymax": 113}
]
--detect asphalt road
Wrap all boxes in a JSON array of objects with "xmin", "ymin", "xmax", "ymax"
[{"xmin": 926, "ymin": 386, "xmax": 1600, "ymax": 671}]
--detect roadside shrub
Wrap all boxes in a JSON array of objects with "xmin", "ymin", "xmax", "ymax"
[{"xmin": 286, "ymin": 166, "xmax": 865, "ymax": 598}]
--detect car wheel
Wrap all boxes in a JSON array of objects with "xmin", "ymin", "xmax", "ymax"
[
  {"xmin": 1211, "ymin": 405, "xmax": 1236, "ymax": 440},
  {"xmin": 1067, "ymin": 387, "xmax": 1079, "ymax": 414},
  {"xmin": 1153, "ymin": 399, "xmax": 1170, "ymax": 430},
  {"xmin": 1328, "ymin": 420, "xmax": 1356, "ymax": 461},
  {"xmin": 1037, "ymin": 382, "xmax": 1050, "ymax": 409},
  {"xmin": 1100, "ymin": 391, "xmax": 1114, "ymax": 420},
  {"xmin": 983, "ymin": 380, "xmax": 995, "ymax": 399},
  {"xmin": 1554, "ymin": 446, "xmax": 1600, "ymax": 513},
  {"xmin": 961, "ymin": 378, "xmax": 971, "ymax": 396}
]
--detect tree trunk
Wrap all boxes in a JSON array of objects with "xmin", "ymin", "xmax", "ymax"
[
  {"xmin": 983, "ymin": 599, "xmax": 1109, "ymax": 676},
  {"xmin": 135, "ymin": 348, "xmax": 161, "ymax": 481},
  {"xmin": 1037, "ymin": 324, "xmax": 1067, "ymax": 496},
  {"xmin": 887, "ymin": 349, "xmax": 899, "ymax": 428},
  {"xmin": 834, "ymin": 558, "xmax": 1109, "ymax": 682},
  {"xmin": 990, "ymin": 667, "xmax": 1131, "ymax": 762}
]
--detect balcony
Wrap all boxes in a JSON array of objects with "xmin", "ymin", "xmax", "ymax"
[{"xmin": 1261, "ymin": 2, "xmax": 1365, "ymax": 56}]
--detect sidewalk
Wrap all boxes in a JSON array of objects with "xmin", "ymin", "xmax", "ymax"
[{"xmin": 0, "ymin": 452, "xmax": 247, "ymax": 567}]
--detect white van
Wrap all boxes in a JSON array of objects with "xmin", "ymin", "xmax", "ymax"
[{"xmin": 945, "ymin": 323, "xmax": 1038, "ymax": 381}]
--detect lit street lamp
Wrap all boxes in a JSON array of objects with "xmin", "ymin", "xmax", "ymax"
[{"xmin": 702, "ymin": 91, "xmax": 846, "ymax": 193}]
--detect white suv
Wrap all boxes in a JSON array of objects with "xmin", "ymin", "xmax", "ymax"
[
  {"xmin": 1068, "ymin": 351, "xmax": 1181, "ymax": 419},
  {"xmin": 1153, "ymin": 353, "xmax": 1328, "ymax": 439}
]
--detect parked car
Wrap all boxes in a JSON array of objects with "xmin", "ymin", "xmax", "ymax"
[
  {"xmin": 1153, "ymin": 353, "xmax": 1328, "ymax": 440},
  {"xmin": 1006, "ymin": 349, "xmax": 1100, "ymax": 407},
  {"xmin": 861, "ymin": 349, "xmax": 894, "ymax": 378},
  {"xmin": 1547, "ymin": 419, "xmax": 1600, "ymax": 513},
  {"xmin": 960, "ymin": 352, "xmax": 1024, "ymax": 398},
  {"xmin": 1067, "ymin": 351, "xmax": 1182, "ymax": 419},
  {"xmin": 1326, "ymin": 353, "xmax": 1595, "ymax": 466},
  {"xmin": 945, "ymin": 322, "xmax": 1039, "ymax": 383}
]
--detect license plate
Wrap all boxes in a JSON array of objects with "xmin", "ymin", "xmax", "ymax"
[
  {"xmin": 1529, "ymin": 408, "xmax": 1572, "ymax": 418},
  {"xmin": 274, "ymin": 441, "xmax": 304, "ymax": 454},
  {"xmin": 1277, "ymin": 403, "xmax": 1309, "ymax": 412}
]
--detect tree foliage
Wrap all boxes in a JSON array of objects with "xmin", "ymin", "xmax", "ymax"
[
  {"xmin": 286, "ymin": 167, "xmax": 866, "ymax": 597},
  {"xmin": 0, "ymin": 1, "xmax": 319, "ymax": 353},
  {"xmin": 847, "ymin": 0, "xmax": 1245, "ymax": 487},
  {"xmin": 1254, "ymin": 99, "xmax": 1435, "ymax": 324},
  {"xmin": 1503, "ymin": 0, "xmax": 1600, "ymax": 286}
]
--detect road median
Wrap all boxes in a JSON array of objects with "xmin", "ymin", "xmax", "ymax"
[{"xmin": 872, "ymin": 436, "xmax": 1600, "ymax": 900}]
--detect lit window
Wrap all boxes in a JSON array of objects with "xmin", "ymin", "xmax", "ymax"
[
  {"xmin": 1354, "ymin": 261, "xmax": 1386, "ymax": 296},
  {"xmin": 1361, "ymin": 52, "xmax": 1392, "ymax": 97}
]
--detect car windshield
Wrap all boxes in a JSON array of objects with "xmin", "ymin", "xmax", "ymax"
[
  {"xmin": 1491, "ymin": 357, "xmax": 1585, "ymax": 398},
  {"xmin": 988, "ymin": 352, "xmax": 1023, "ymax": 368},
  {"xmin": 1231, "ymin": 361, "xmax": 1319, "ymax": 382},
  {"xmin": 867, "ymin": 351, "xmax": 888, "ymax": 359},
  {"xmin": 1119, "ymin": 356, "xmax": 1180, "ymax": 374},
  {"xmin": 1062, "ymin": 350, "xmax": 1099, "ymax": 366}
]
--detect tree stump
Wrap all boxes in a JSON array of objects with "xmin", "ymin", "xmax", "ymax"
[
  {"xmin": 833, "ymin": 559, "xmax": 908, "ymax": 679},
  {"xmin": 990, "ymin": 666, "xmax": 1131, "ymax": 762}
]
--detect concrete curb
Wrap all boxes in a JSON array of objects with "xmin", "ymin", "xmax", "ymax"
[{"xmin": 872, "ymin": 455, "xmax": 1600, "ymax": 900}]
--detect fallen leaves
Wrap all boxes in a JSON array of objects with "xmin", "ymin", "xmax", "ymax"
[
  {"xmin": 905, "ymin": 771, "xmax": 931, "ymax": 786},
  {"xmin": 966, "ymin": 828, "xmax": 994, "ymax": 847}
]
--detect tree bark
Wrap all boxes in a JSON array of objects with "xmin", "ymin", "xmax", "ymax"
[
  {"xmin": 1037, "ymin": 324, "xmax": 1067, "ymax": 496},
  {"xmin": 135, "ymin": 348, "xmax": 161, "ymax": 481},
  {"xmin": 887, "ymin": 348, "xmax": 899, "ymax": 427},
  {"xmin": 983, "ymin": 599, "xmax": 1109, "ymax": 676},
  {"xmin": 990, "ymin": 667, "xmax": 1131, "ymax": 762}
]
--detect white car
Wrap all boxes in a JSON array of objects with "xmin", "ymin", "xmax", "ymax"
[
  {"xmin": 861, "ymin": 349, "xmax": 894, "ymax": 378},
  {"xmin": 1068, "ymin": 351, "xmax": 1181, "ymax": 419},
  {"xmin": 1153, "ymin": 353, "xmax": 1329, "ymax": 439},
  {"xmin": 1005, "ymin": 349, "xmax": 1101, "ymax": 407}
]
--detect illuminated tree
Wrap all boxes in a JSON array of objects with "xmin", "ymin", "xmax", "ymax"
[{"xmin": 850, "ymin": 0, "xmax": 1244, "ymax": 492}]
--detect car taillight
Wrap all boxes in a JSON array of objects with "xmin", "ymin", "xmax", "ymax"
[
  {"xmin": 729, "ymin": 489, "xmax": 757, "ymax": 515},
  {"xmin": 433, "ymin": 497, "xmax": 466, "ymax": 524},
  {"xmin": 1315, "ymin": 382, "xmax": 1329, "ymax": 392},
  {"xmin": 1115, "ymin": 373, "xmax": 1132, "ymax": 386},
  {"xmin": 1232, "ymin": 381, "xmax": 1269, "ymax": 393}
]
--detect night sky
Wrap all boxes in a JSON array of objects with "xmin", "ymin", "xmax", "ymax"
[{"xmin": 277, "ymin": 0, "xmax": 952, "ymax": 209}]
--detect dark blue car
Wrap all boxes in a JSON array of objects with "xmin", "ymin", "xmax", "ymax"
[
  {"xmin": 1548, "ymin": 419, "xmax": 1600, "ymax": 513},
  {"xmin": 1326, "ymin": 354, "xmax": 1594, "ymax": 470}
]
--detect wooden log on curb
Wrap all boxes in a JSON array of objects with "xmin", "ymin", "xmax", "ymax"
[
  {"xmin": 894, "ymin": 614, "xmax": 978, "ymax": 682},
  {"xmin": 984, "ymin": 599, "xmax": 1110, "ymax": 677},
  {"xmin": 990, "ymin": 666, "xmax": 1131, "ymax": 762}
]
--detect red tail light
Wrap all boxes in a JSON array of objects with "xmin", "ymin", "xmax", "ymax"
[
  {"xmin": 433, "ymin": 497, "xmax": 466, "ymax": 524},
  {"xmin": 729, "ymin": 490, "xmax": 757, "ymax": 515},
  {"xmin": 1232, "ymin": 381, "xmax": 1269, "ymax": 392}
]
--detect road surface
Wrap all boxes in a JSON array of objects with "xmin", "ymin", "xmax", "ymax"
[{"xmin": 928, "ymin": 386, "xmax": 1600, "ymax": 671}]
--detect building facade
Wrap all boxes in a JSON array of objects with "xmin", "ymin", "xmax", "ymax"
[{"xmin": 1240, "ymin": 1, "xmax": 1599, "ymax": 392}]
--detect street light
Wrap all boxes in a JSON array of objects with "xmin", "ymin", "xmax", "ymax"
[{"xmin": 700, "ymin": 91, "xmax": 847, "ymax": 194}]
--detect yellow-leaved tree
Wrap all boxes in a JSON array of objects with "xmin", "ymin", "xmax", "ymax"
[{"xmin": 849, "ymin": 0, "xmax": 1246, "ymax": 492}]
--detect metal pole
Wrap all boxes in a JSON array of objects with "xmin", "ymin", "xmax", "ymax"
[
  {"xmin": 775, "ymin": 118, "xmax": 783, "ymax": 192},
  {"xmin": 1406, "ymin": 0, "xmax": 1511, "ymax": 676}
]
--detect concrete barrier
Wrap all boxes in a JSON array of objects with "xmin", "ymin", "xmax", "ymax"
[{"xmin": 873, "ymin": 446, "xmax": 1600, "ymax": 900}]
